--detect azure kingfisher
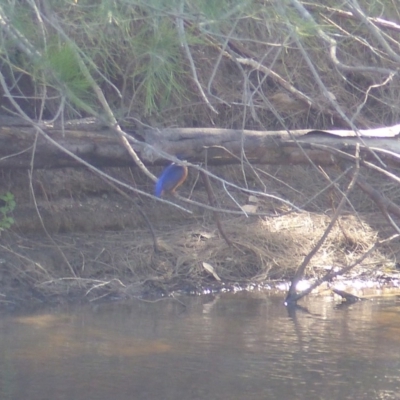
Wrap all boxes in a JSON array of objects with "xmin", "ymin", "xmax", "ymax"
[{"xmin": 154, "ymin": 161, "xmax": 188, "ymax": 197}]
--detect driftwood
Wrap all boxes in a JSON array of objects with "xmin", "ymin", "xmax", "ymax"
[{"xmin": 1, "ymin": 116, "xmax": 400, "ymax": 169}]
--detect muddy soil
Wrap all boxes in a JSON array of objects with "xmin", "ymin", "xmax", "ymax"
[{"xmin": 1, "ymin": 165, "xmax": 400, "ymax": 307}]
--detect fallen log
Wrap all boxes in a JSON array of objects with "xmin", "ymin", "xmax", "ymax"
[{"xmin": 1, "ymin": 115, "xmax": 400, "ymax": 169}]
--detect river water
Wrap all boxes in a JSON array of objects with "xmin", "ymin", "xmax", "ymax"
[{"xmin": 0, "ymin": 292, "xmax": 399, "ymax": 400}]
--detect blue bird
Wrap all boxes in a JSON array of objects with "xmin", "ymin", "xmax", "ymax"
[{"xmin": 155, "ymin": 162, "xmax": 188, "ymax": 197}]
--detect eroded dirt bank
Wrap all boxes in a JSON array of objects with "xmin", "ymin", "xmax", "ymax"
[{"xmin": 1, "ymin": 165, "xmax": 400, "ymax": 307}]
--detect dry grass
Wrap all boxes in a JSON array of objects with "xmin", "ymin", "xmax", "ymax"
[
  {"xmin": 1, "ymin": 163, "xmax": 400, "ymax": 304},
  {"xmin": 1, "ymin": 204, "xmax": 397, "ymax": 303},
  {"xmin": 1, "ymin": 1, "xmax": 400, "ymax": 303}
]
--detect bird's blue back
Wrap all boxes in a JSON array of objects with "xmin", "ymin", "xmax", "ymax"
[{"xmin": 155, "ymin": 163, "xmax": 187, "ymax": 197}]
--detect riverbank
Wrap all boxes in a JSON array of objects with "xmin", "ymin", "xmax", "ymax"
[{"xmin": 1, "ymin": 164, "xmax": 400, "ymax": 307}]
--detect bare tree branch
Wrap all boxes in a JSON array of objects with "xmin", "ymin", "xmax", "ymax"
[{"xmin": 285, "ymin": 144, "xmax": 361, "ymax": 304}]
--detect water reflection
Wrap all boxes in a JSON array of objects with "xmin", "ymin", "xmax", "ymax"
[{"xmin": 0, "ymin": 293, "xmax": 400, "ymax": 400}]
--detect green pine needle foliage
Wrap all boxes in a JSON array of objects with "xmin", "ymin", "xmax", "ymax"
[
  {"xmin": 131, "ymin": 20, "xmax": 187, "ymax": 114},
  {"xmin": 44, "ymin": 43, "xmax": 93, "ymax": 104},
  {"xmin": 0, "ymin": 192, "xmax": 16, "ymax": 232}
]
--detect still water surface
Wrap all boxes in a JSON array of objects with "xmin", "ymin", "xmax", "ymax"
[{"xmin": 0, "ymin": 292, "xmax": 400, "ymax": 400}]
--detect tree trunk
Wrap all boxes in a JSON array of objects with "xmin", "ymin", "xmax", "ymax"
[{"xmin": 1, "ymin": 116, "xmax": 400, "ymax": 169}]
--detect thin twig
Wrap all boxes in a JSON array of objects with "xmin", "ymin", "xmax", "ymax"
[
  {"xmin": 280, "ymin": 0, "xmax": 392, "ymax": 169},
  {"xmin": 288, "ymin": 233, "xmax": 399, "ymax": 302},
  {"xmin": 285, "ymin": 144, "xmax": 361, "ymax": 304},
  {"xmin": 301, "ymin": 2, "xmax": 400, "ymax": 33},
  {"xmin": 28, "ymin": 137, "xmax": 77, "ymax": 278},
  {"xmin": 0, "ymin": 70, "xmax": 192, "ymax": 214},
  {"xmin": 353, "ymin": 174, "xmax": 400, "ymax": 230},
  {"xmin": 48, "ymin": 16, "xmax": 157, "ymax": 182},
  {"xmin": 176, "ymin": 1, "xmax": 218, "ymax": 114},
  {"xmin": 200, "ymin": 171, "xmax": 232, "ymax": 246},
  {"xmin": 95, "ymin": 175, "xmax": 160, "ymax": 252},
  {"xmin": 290, "ymin": 0, "xmax": 395, "ymax": 74},
  {"xmin": 349, "ymin": 0, "xmax": 400, "ymax": 63},
  {"xmin": 0, "ymin": 244, "xmax": 50, "ymax": 277}
]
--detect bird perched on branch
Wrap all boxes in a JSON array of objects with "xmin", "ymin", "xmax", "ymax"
[{"xmin": 154, "ymin": 162, "xmax": 188, "ymax": 197}]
